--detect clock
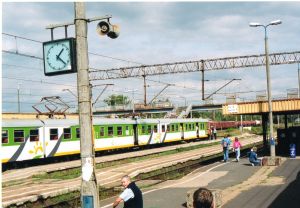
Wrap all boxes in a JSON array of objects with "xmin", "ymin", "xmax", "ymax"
[{"xmin": 43, "ymin": 38, "xmax": 77, "ymax": 76}]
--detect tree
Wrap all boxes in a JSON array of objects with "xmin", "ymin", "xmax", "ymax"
[{"xmin": 103, "ymin": 94, "xmax": 130, "ymax": 106}]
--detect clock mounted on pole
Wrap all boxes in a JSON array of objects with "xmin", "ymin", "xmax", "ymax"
[{"xmin": 43, "ymin": 38, "xmax": 77, "ymax": 76}]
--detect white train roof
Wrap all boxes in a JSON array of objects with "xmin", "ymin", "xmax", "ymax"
[
  {"xmin": 136, "ymin": 118, "xmax": 208, "ymax": 124},
  {"xmin": 2, "ymin": 117, "xmax": 208, "ymax": 127},
  {"xmin": 2, "ymin": 119, "xmax": 44, "ymax": 127}
]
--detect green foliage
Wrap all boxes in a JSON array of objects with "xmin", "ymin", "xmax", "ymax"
[
  {"xmin": 251, "ymin": 126, "xmax": 263, "ymax": 135},
  {"xmin": 103, "ymin": 94, "xmax": 130, "ymax": 106},
  {"xmin": 33, "ymin": 168, "xmax": 81, "ymax": 180}
]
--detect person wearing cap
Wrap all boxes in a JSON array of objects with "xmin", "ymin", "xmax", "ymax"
[{"xmin": 248, "ymin": 146, "xmax": 261, "ymax": 166}]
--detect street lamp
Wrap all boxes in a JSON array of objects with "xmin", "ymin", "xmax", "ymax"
[{"xmin": 249, "ymin": 19, "xmax": 282, "ymax": 157}]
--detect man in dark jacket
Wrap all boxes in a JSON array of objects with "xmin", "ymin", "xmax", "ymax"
[
  {"xmin": 113, "ymin": 175, "xmax": 143, "ymax": 208},
  {"xmin": 248, "ymin": 146, "xmax": 261, "ymax": 166}
]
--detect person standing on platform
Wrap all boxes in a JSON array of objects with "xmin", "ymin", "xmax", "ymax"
[
  {"xmin": 207, "ymin": 128, "xmax": 212, "ymax": 140},
  {"xmin": 213, "ymin": 127, "xmax": 217, "ymax": 140},
  {"xmin": 113, "ymin": 175, "xmax": 143, "ymax": 208},
  {"xmin": 193, "ymin": 187, "xmax": 214, "ymax": 208},
  {"xmin": 221, "ymin": 135, "xmax": 231, "ymax": 162},
  {"xmin": 233, "ymin": 137, "xmax": 242, "ymax": 162}
]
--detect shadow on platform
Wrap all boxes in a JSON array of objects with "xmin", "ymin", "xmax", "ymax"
[{"xmin": 268, "ymin": 170, "xmax": 300, "ymax": 208}]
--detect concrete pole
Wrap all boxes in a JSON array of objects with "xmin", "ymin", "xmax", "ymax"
[
  {"xmin": 264, "ymin": 27, "xmax": 275, "ymax": 157},
  {"xmin": 75, "ymin": 3, "xmax": 99, "ymax": 208}
]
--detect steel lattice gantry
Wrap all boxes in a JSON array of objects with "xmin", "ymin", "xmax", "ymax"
[
  {"xmin": 90, "ymin": 51, "xmax": 300, "ymax": 102},
  {"xmin": 89, "ymin": 51, "xmax": 300, "ymax": 80}
]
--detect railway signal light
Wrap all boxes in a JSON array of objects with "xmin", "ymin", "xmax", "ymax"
[{"xmin": 96, "ymin": 20, "xmax": 120, "ymax": 39}]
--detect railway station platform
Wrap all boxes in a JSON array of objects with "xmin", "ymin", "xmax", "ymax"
[{"xmin": 100, "ymin": 156, "xmax": 300, "ymax": 208}]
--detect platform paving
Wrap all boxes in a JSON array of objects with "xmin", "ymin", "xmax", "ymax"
[{"xmin": 100, "ymin": 157, "xmax": 300, "ymax": 208}]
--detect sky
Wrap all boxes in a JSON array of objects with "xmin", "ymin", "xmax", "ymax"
[{"xmin": 2, "ymin": 1, "xmax": 300, "ymax": 113}]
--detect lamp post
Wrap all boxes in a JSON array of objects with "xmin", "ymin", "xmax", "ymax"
[{"xmin": 249, "ymin": 19, "xmax": 282, "ymax": 157}]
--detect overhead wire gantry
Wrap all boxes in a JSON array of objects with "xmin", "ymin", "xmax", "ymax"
[{"xmin": 90, "ymin": 51, "xmax": 300, "ymax": 100}]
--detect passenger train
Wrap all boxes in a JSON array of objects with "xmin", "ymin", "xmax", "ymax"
[{"xmin": 1, "ymin": 118, "xmax": 209, "ymax": 164}]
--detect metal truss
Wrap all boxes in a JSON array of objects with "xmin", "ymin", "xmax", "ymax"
[{"xmin": 90, "ymin": 51, "xmax": 300, "ymax": 80}]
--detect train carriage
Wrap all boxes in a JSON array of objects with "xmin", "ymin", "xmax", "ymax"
[
  {"xmin": 93, "ymin": 118, "xmax": 136, "ymax": 151},
  {"xmin": 1, "ymin": 117, "xmax": 209, "ymax": 164},
  {"xmin": 2, "ymin": 119, "xmax": 45, "ymax": 163}
]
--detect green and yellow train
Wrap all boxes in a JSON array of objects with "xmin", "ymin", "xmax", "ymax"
[{"xmin": 1, "ymin": 118, "xmax": 208, "ymax": 163}]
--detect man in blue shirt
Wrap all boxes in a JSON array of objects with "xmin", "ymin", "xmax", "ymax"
[{"xmin": 221, "ymin": 135, "xmax": 231, "ymax": 162}]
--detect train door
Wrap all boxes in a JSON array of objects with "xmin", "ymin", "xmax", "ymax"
[
  {"xmin": 196, "ymin": 123, "xmax": 199, "ymax": 138},
  {"xmin": 160, "ymin": 123, "xmax": 168, "ymax": 143},
  {"xmin": 133, "ymin": 124, "xmax": 138, "ymax": 145},
  {"xmin": 180, "ymin": 123, "xmax": 184, "ymax": 140}
]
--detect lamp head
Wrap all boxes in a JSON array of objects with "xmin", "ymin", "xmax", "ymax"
[
  {"xmin": 249, "ymin": 22, "xmax": 262, "ymax": 27},
  {"xmin": 270, "ymin": 20, "xmax": 282, "ymax": 25}
]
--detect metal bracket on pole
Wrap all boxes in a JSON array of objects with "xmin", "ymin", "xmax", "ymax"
[{"xmin": 46, "ymin": 15, "xmax": 112, "ymax": 41}]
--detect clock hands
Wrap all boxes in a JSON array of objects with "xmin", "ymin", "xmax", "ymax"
[
  {"xmin": 57, "ymin": 56, "xmax": 66, "ymax": 65},
  {"xmin": 57, "ymin": 48, "xmax": 64, "ymax": 58},
  {"xmin": 56, "ymin": 48, "xmax": 66, "ymax": 65}
]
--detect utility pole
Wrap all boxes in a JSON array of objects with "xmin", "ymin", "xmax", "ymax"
[{"xmin": 75, "ymin": 3, "xmax": 99, "ymax": 208}]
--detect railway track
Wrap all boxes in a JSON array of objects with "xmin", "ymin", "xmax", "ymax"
[{"xmin": 2, "ymin": 134, "xmax": 263, "ymax": 207}]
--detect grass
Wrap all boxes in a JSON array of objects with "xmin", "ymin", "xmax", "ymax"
[{"xmin": 31, "ymin": 141, "xmax": 218, "ymax": 181}]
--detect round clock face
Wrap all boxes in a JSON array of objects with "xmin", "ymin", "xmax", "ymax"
[{"xmin": 46, "ymin": 43, "xmax": 71, "ymax": 71}]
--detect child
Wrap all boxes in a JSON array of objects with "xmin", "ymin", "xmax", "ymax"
[{"xmin": 233, "ymin": 137, "xmax": 242, "ymax": 162}]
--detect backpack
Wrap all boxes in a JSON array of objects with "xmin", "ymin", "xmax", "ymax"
[{"xmin": 223, "ymin": 139, "xmax": 228, "ymax": 148}]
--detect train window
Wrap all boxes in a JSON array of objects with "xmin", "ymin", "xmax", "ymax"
[
  {"xmin": 63, "ymin": 128, "xmax": 71, "ymax": 139},
  {"xmin": 2, "ymin": 130, "xmax": 8, "ymax": 144},
  {"xmin": 171, "ymin": 125, "xmax": 174, "ymax": 132},
  {"xmin": 117, "ymin": 126, "xmax": 123, "ymax": 136},
  {"xmin": 50, "ymin": 129, "xmax": 58, "ymax": 140},
  {"xmin": 100, "ymin": 127, "xmax": 104, "ymax": 137},
  {"xmin": 175, "ymin": 124, "xmax": 179, "ymax": 131},
  {"xmin": 147, "ymin": 126, "xmax": 151, "ymax": 134},
  {"xmin": 14, "ymin": 130, "xmax": 25, "ymax": 143},
  {"xmin": 154, "ymin": 125, "xmax": 158, "ymax": 133},
  {"xmin": 200, "ymin": 123, "xmax": 202, "ymax": 129},
  {"xmin": 167, "ymin": 125, "xmax": 170, "ymax": 132},
  {"xmin": 76, "ymin": 128, "xmax": 80, "ymax": 138},
  {"xmin": 30, "ymin": 129, "xmax": 39, "ymax": 142},
  {"xmin": 162, "ymin": 125, "xmax": 165, "ymax": 132},
  {"xmin": 142, "ymin": 126, "xmax": 146, "ymax": 134},
  {"xmin": 125, "ymin": 126, "xmax": 129, "ymax": 135},
  {"xmin": 189, "ymin": 124, "xmax": 192, "ymax": 130},
  {"xmin": 108, "ymin": 126, "xmax": 113, "ymax": 136}
]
